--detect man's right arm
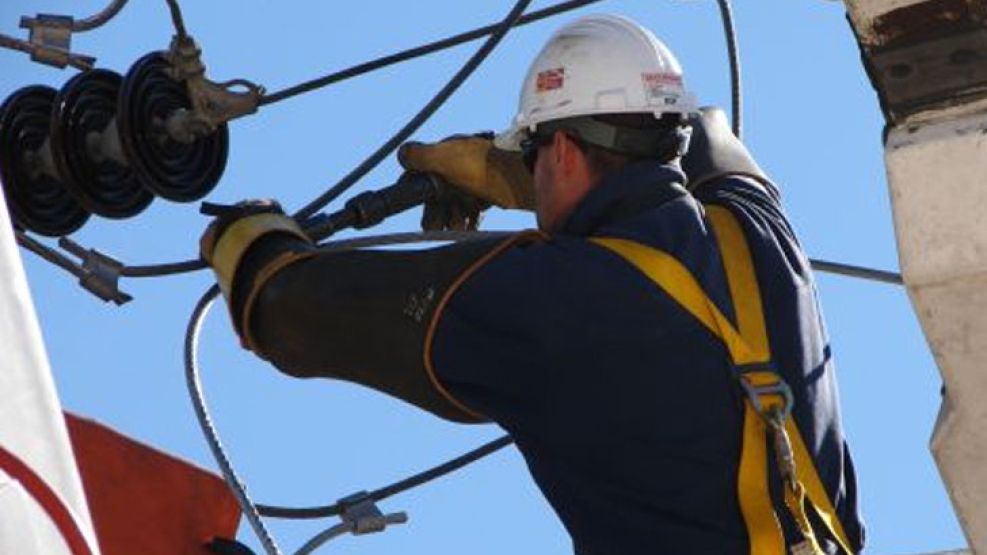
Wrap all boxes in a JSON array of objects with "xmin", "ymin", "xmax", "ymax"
[{"xmin": 681, "ymin": 107, "xmax": 778, "ymax": 202}]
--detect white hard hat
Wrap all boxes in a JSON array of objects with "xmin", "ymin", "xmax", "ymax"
[{"xmin": 495, "ymin": 14, "xmax": 698, "ymax": 151}]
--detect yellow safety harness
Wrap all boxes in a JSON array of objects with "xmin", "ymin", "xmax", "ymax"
[{"xmin": 590, "ymin": 205, "xmax": 854, "ymax": 555}]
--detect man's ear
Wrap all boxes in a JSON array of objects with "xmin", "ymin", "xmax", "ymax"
[
  {"xmin": 550, "ymin": 130, "xmax": 567, "ymax": 167},
  {"xmin": 553, "ymin": 131, "xmax": 580, "ymax": 176}
]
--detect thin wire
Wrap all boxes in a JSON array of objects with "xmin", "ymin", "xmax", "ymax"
[
  {"xmin": 256, "ymin": 435, "xmax": 514, "ymax": 519},
  {"xmin": 371, "ymin": 434, "xmax": 513, "ymax": 501},
  {"xmin": 317, "ymin": 230, "xmax": 510, "ymax": 251},
  {"xmin": 716, "ymin": 0, "xmax": 742, "ymax": 138},
  {"xmin": 73, "ymin": 0, "xmax": 129, "ymax": 32},
  {"xmin": 121, "ymin": 258, "xmax": 205, "ymax": 277},
  {"xmin": 0, "ymin": 34, "xmax": 34, "ymax": 56},
  {"xmin": 185, "ymin": 285, "xmax": 282, "ymax": 555},
  {"xmin": 292, "ymin": 523, "xmax": 352, "ymax": 555},
  {"xmin": 291, "ymin": 0, "xmax": 534, "ymax": 221},
  {"xmin": 259, "ymin": 0, "xmax": 603, "ymax": 107}
]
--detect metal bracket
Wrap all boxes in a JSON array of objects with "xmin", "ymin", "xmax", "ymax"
[
  {"xmin": 16, "ymin": 14, "xmax": 96, "ymax": 70},
  {"xmin": 163, "ymin": 34, "xmax": 264, "ymax": 142},
  {"xmin": 868, "ymin": 28, "xmax": 987, "ymax": 123},
  {"xmin": 57, "ymin": 238, "xmax": 132, "ymax": 305}
]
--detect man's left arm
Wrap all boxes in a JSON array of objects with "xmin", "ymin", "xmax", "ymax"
[{"xmin": 200, "ymin": 206, "xmax": 521, "ymax": 423}]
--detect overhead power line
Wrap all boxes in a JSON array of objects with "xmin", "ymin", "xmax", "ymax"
[
  {"xmin": 291, "ymin": 0, "xmax": 535, "ymax": 221},
  {"xmin": 258, "ymin": 0, "xmax": 605, "ymax": 107}
]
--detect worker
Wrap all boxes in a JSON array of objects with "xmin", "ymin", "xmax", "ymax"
[{"xmin": 200, "ymin": 14, "xmax": 864, "ymax": 554}]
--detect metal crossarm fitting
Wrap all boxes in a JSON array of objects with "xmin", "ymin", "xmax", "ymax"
[{"xmin": 162, "ymin": 34, "xmax": 263, "ymax": 142}]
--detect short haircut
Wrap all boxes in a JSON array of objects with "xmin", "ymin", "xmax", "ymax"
[{"xmin": 571, "ymin": 113, "xmax": 684, "ymax": 175}]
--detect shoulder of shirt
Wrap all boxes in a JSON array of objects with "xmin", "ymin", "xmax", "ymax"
[{"xmin": 693, "ymin": 174, "xmax": 781, "ymax": 205}]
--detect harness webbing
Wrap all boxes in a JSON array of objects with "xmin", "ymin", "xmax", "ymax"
[{"xmin": 590, "ymin": 205, "xmax": 853, "ymax": 555}]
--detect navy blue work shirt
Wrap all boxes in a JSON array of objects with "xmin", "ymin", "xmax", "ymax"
[{"xmin": 429, "ymin": 160, "xmax": 865, "ymax": 554}]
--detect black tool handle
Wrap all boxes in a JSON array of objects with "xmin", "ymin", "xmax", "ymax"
[
  {"xmin": 346, "ymin": 172, "xmax": 442, "ymax": 229},
  {"xmin": 303, "ymin": 172, "xmax": 442, "ymax": 240}
]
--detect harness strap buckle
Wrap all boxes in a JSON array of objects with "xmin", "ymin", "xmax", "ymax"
[{"xmin": 736, "ymin": 363, "xmax": 794, "ymax": 420}]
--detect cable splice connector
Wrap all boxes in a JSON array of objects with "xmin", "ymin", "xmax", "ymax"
[
  {"xmin": 293, "ymin": 491, "xmax": 407, "ymax": 554},
  {"xmin": 338, "ymin": 490, "xmax": 408, "ymax": 535},
  {"xmin": 0, "ymin": 16, "xmax": 96, "ymax": 70},
  {"xmin": 57, "ymin": 237, "xmax": 132, "ymax": 305},
  {"xmin": 4, "ymin": 1, "xmax": 129, "ymax": 69}
]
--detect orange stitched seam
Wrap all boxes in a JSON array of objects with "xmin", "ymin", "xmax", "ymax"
[
  {"xmin": 423, "ymin": 230, "xmax": 548, "ymax": 422},
  {"xmin": 240, "ymin": 250, "xmax": 319, "ymax": 354}
]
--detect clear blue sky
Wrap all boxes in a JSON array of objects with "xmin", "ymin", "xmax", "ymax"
[{"xmin": 1, "ymin": 1, "xmax": 964, "ymax": 553}]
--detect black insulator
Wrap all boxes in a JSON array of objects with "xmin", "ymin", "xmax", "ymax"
[
  {"xmin": 50, "ymin": 69, "xmax": 153, "ymax": 219},
  {"xmin": 0, "ymin": 86, "xmax": 89, "ymax": 236},
  {"xmin": 118, "ymin": 51, "xmax": 228, "ymax": 202}
]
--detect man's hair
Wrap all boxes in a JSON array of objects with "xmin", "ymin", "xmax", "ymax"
[{"xmin": 572, "ymin": 113, "xmax": 684, "ymax": 176}]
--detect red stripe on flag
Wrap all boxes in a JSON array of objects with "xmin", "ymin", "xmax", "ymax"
[{"xmin": 0, "ymin": 445, "xmax": 94, "ymax": 555}]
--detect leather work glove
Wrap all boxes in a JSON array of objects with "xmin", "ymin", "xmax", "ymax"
[
  {"xmin": 420, "ymin": 177, "xmax": 490, "ymax": 231},
  {"xmin": 398, "ymin": 133, "xmax": 535, "ymax": 211},
  {"xmin": 680, "ymin": 107, "xmax": 770, "ymax": 192},
  {"xmin": 199, "ymin": 199, "xmax": 311, "ymax": 300}
]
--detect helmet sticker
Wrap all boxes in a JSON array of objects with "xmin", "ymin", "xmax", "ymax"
[
  {"xmin": 536, "ymin": 68, "xmax": 565, "ymax": 93},
  {"xmin": 642, "ymin": 72, "xmax": 682, "ymax": 99}
]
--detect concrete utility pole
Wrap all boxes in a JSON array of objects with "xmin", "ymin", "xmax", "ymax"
[{"xmin": 843, "ymin": 1, "xmax": 987, "ymax": 553}]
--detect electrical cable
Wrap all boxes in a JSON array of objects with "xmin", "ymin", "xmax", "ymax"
[
  {"xmin": 73, "ymin": 0, "xmax": 129, "ymax": 32},
  {"xmin": 121, "ymin": 258, "xmax": 206, "ymax": 277},
  {"xmin": 164, "ymin": 0, "xmax": 189, "ymax": 39},
  {"xmin": 258, "ymin": 0, "xmax": 603, "ymax": 107},
  {"xmin": 185, "ymin": 285, "xmax": 283, "ymax": 555},
  {"xmin": 716, "ymin": 0, "xmax": 742, "ymax": 138},
  {"xmin": 256, "ymin": 434, "xmax": 514, "ymax": 520},
  {"xmin": 290, "ymin": 0, "xmax": 533, "ymax": 222}
]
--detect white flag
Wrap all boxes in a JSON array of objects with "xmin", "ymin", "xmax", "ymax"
[{"xmin": 0, "ymin": 193, "xmax": 100, "ymax": 555}]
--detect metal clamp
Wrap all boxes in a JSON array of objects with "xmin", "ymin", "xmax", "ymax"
[
  {"xmin": 162, "ymin": 34, "xmax": 264, "ymax": 142},
  {"xmin": 57, "ymin": 238, "xmax": 132, "ymax": 305}
]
